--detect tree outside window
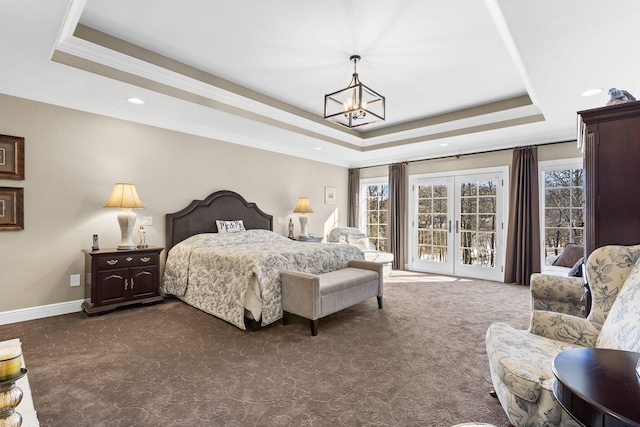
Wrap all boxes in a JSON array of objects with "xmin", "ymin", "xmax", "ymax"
[
  {"xmin": 544, "ymin": 167, "xmax": 584, "ymax": 257},
  {"xmin": 360, "ymin": 180, "xmax": 388, "ymax": 251}
]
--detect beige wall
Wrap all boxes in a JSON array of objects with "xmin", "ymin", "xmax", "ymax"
[{"xmin": 0, "ymin": 94, "xmax": 347, "ymax": 312}]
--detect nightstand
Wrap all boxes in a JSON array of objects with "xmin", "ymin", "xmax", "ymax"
[{"xmin": 81, "ymin": 247, "xmax": 164, "ymax": 316}]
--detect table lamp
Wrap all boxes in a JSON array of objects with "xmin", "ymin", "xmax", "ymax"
[
  {"xmin": 103, "ymin": 183, "xmax": 145, "ymax": 250},
  {"xmin": 293, "ymin": 197, "xmax": 314, "ymax": 239}
]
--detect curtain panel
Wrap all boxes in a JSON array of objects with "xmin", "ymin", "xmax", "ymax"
[
  {"xmin": 505, "ymin": 146, "xmax": 541, "ymax": 285},
  {"xmin": 388, "ymin": 163, "xmax": 406, "ymax": 270},
  {"xmin": 347, "ymin": 168, "xmax": 360, "ymax": 228}
]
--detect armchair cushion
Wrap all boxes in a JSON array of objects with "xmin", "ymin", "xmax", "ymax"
[
  {"xmin": 486, "ymin": 322, "xmax": 581, "ymax": 403},
  {"xmin": 528, "ymin": 311, "xmax": 600, "ymax": 347},
  {"xmin": 596, "ymin": 257, "xmax": 640, "ymax": 351}
]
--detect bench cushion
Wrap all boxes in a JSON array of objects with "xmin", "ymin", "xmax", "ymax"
[
  {"xmin": 319, "ymin": 267, "xmax": 379, "ymax": 315},
  {"xmin": 319, "ymin": 267, "xmax": 379, "ymax": 294}
]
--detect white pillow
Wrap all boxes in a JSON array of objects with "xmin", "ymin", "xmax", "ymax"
[
  {"xmin": 216, "ymin": 219, "xmax": 246, "ymax": 233},
  {"xmin": 348, "ymin": 235, "xmax": 371, "ymax": 251}
]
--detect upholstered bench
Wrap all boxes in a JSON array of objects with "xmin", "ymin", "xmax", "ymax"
[{"xmin": 281, "ymin": 260, "xmax": 383, "ymax": 336}]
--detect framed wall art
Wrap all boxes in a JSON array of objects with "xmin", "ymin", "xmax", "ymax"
[
  {"xmin": 324, "ymin": 186, "xmax": 336, "ymax": 204},
  {"xmin": 0, "ymin": 187, "xmax": 24, "ymax": 230},
  {"xmin": 0, "ymin": 134, "xmax": 25, "ymax": 180}
]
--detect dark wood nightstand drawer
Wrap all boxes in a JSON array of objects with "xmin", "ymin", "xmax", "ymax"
[{"xmin": 97, "ymin": 253, "xmax": 158, "ymax": 269}]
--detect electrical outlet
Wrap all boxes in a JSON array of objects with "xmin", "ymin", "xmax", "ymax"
[
  {"xmin": 70, "ymin": 274, "xmax": 81, "ymax": 287},
  {"xmin": 277, "ymin": 217, "xmax": 283, "ymax": 224},
  {"xmin": 142, "ymin": 216, "xmax": 153, "ymax": 226}
]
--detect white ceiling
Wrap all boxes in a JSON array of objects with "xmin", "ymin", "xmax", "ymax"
[{"xmin": 2, "ymin": 0, "xmax": 640, "ymax": 167}]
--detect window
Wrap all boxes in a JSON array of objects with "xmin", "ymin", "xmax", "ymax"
[
  {"xmin": 360, "ymin": 178, "xmax": 388, "ymax": 251},
  {"xmin": 539, "ymin": 159, "xmax": 584, "ymax": 263}
]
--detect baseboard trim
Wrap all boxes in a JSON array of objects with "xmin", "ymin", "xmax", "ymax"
[{"xmin": 0, "ymin": 300, "xmax": 84, "ymax": 325}]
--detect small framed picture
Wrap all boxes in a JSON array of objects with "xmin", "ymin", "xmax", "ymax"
[
  {"xmin": 0, "ymin": 187, "xmax": 24, "ymax": 230},
  {"xmin": 324, "ymin": 186, "xmax": 336, "ymax": 205},
  {"xmin": 0, "ymin": 135, "xmax": 25, "ymax": 180}
]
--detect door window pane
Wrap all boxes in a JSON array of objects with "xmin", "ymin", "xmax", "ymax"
[
  {"xmin": 458, "ymin": 179, "xmax": 497, "ymax": 267},
  {"xmin": 416, "ymin": 183, "xmax": 448, "ymax": 262}
]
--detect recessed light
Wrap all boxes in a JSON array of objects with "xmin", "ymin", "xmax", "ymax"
[
  {"xmin": 127, "ymin": 97, "xmax": 144, "ymax": 104},
  {"xmin": 439, "ymin": 143, "xmax": 449, "ymax": 147},
  {"xmin": 581, "ymin": 88, "xmax": 602, "ymax": 97},
  {"xmin": 314, "ymin": 147, "xmax": 323, "ymax": 151}
]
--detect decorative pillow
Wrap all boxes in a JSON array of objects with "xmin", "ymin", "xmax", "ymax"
[
  {"xmin": 568, "ymin": 257, "xmax": 584, "ymax": 277},
  {"xmin": 552, "ymin": 243, "xmax": 584, "ymax": 268},
  {"xmin": 216, "ymin": 219, "xmax": 246, "ymax": 233},
  {"xmin": 348, "ymin": 235, "xmax": 371, "ymax": 251}
]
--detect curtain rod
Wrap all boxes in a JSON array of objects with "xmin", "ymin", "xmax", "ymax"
[{"xmin": 356, "ymin": 139, "xmax": 577, "ymax": 170}]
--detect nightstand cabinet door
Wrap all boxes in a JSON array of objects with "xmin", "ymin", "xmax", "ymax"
[
  {"xmin": 82, "ymin": 247, "xmax": 164, "ymax": 316},
  {"xmin": 96, "ymin": 268, "xmax": 128, "ymax": 305},
  {"xmin": 129, "ymin": 267, "xmax": 157, "ymax": 299}
]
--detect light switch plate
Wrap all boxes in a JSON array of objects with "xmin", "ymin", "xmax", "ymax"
[{"xmin": 142, "ymin": 216, "xmax": 153, "ymax": 226}]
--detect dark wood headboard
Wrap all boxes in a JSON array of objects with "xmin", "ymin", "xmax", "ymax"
[{"xmin": 165, "ymin": 190, "xmax": 273, "ymax": 250}]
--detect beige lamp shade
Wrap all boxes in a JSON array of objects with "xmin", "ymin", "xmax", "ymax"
[
  {"xmin": 293, "ymin": 197, "xmax": 313, "ymax": 238},
  {"xmin": 293, "ymin": 197, "xmax": 314, "ymax": 214},
  {"xmin": 104, "ymin": 183, "xmax": 145, "ymax": 250},
  {"xmin": 103, "ymin": 183, "xmax": 145, "ymax": 209}
]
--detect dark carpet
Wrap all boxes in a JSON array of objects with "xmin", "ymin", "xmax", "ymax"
[{"xmin": 0, "ymin": 271, "xmax": 530, "ymax": 427}]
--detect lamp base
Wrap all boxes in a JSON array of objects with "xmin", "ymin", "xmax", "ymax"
[
  {"xmin": 116, "ymin": 209, "xmax": 137, "ymax": 250},
  {"xmin": 298, "ymin": 214, "xmax": 309, "ymax": 239}
]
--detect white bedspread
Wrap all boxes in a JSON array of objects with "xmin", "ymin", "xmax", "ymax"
[{"xmin": 161, "ymin": 229, "xmax": 364, "ymax": 329}]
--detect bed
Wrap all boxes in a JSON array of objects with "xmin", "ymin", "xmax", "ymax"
[{"xmin": 161, "ymin": 190, "xmax": 364, "ymax": 330}]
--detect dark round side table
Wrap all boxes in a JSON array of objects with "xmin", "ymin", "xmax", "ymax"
[{"xmin": 552, "ymin": 347, "xmax": 640, "ymax": 427}]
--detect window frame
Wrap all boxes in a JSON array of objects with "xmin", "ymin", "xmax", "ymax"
[
  {"xmin": 359, "ymin": 177, "xmax": 389, "ymax": 251},
  {"xmin": 538, "ymin": 157, "xmax": 584, "ymax": 269}
]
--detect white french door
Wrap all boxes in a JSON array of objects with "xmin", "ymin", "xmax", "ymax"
[{"xmin": 409, "ymin": 168, "xmax": 506, "ymax": 281}]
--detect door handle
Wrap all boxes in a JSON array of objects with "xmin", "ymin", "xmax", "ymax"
[
  {"xmin": 455, "ymin": 220, "xmax": 459, "ymax": 233},
  {"xmin": 124, "ymin": 279, "xmax": 128, "ymax": 291},
  {"xmin": 448, "ymin": 220, "xmax": 452, "ymax": 233}
]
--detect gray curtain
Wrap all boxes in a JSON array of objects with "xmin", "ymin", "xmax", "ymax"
[
  {"xmin": 347, "ymin": 168, "xmax": 360, "ymax": 228},
  {"xmin": 388, "ymin": 163, "xmax": 407, "ymax": 270},
  {"xmin": 505, "ymin": 146, "xmax": 541, "ymax": 285}
]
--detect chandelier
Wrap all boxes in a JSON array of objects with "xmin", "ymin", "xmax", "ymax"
[{"xmin": 324, "ymin": 55, "xmax": 385, "ymax": 128}]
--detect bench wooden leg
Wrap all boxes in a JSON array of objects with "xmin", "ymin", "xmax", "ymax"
[
  {"xmin": 377, "ymin": 296, "xmax": 383, "ymax": 309},
  {"xmin": 310, "ymin": 319, "xmax": 318, "ymax": 336}
]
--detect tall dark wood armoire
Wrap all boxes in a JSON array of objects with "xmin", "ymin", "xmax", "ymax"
[{"xmin": 578, "ymin": 101, "xmax": 640, "ymax": 257}]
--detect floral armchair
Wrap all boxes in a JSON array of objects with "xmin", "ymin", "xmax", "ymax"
[
  {"xmin": 486, "ymin": 244, "xmax": 640, "ymax": 427},
  {"xmin": 327, "ymin": 227, "xmax": 394, "ymax": 277}
]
